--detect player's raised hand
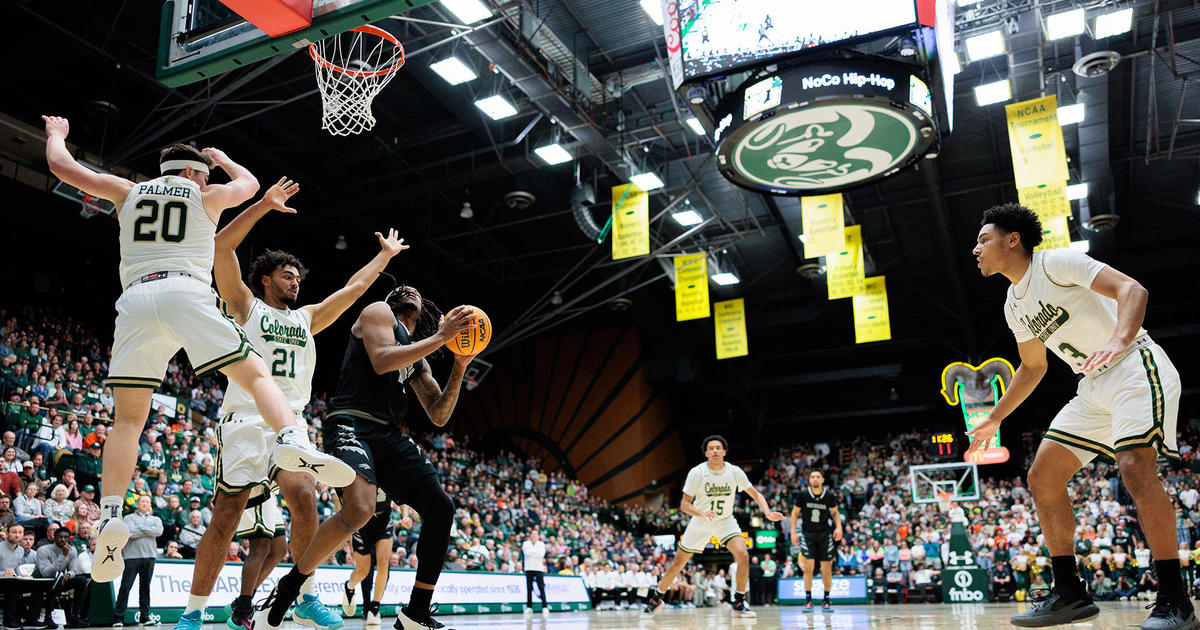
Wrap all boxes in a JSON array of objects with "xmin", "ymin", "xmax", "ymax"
[
  {"xmin": 42, "ymin": 115, "xmax": 70, "ymax": 139},
  {"xmin": 261, "ymin": 177, "xmax": 300, "ymax": 213},
  {"xmin": 453, "ymin": 352, "xmax": 478, "ymax": 367},
  {"xmin": 200, "ymin": 147, "xmax": 231, "ymax": 167},
  {"xmin": 375, "ymin": 228, "xmax": 408, "ymax": 258},
  {"xmin": 437, "ymin": 305, "xmax": 477, "ymax": 339},
  {"xmin": 965, "ymin": 414, "xmax": 1002, "ymax": 457}
]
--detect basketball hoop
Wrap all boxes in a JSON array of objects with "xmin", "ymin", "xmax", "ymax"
[
  {"xmin": 309, "ymin": 25, "xmax": 405, "ymax": 136},
  {"xmin": 936, "ymin": 492, "xmax": 954, "ymax": 514}
]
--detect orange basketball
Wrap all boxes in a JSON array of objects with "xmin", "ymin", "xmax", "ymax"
[{"xmin": 446, "ymin": 305, "xmax": 491, "ymax": 356}]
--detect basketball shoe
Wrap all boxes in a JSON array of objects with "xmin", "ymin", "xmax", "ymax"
[
  {"xmin": 641, "ymin": 593, "xmax": 664, "ymax": 617},
  {"xmin": 1010, "ymin": 581, "xmax": 1099, "ymax": 627},
  {"xmin": 272, "ymin": 426, "xmax": 355, "ymax": 488},
  {"xmin": 341, "ymin": 581, "xmax": 356, "ymax": 617},
  {"xmin": 93, "ymin": 517, "xmax": 129, "ymax": 583},
  {"xmin": 1141, "ymin": 598, "xmax": 1200, "ymax": 630},
  {"xmin": 731, "ymin": 599, "xmax": 755, "ymax": 618}
]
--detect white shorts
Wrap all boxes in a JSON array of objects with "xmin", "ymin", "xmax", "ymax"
[
  {"xmin": 1044, "ymin": 340, "xmax": 1181, "ymax": 466},
  {"xmin": 236, "ymin": 489, "xmax": 284, "ymax": 539},
  {"xmin": 216, "ymin": 410, "xmax": 304, "ymax": 495},
  {"xmin": 107, "ymin": 277, "xmax": 256, "ymax": 389},
  {"xmin": 678, "ymin": 516, "xmax": 741, "ymax": 554}
]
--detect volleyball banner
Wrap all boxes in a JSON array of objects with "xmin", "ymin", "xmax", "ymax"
[
  {"xmin": 674, "ymin": 253, "xmax": 710, "ymax": 321},
  {"xmin": 800, "ymin": 193, "xmax": 845, "ymax": 258},
  {"xmin": 1034, "ymin": 215, "xmax": 1070, "ymax": 251},
  {"xmin": 826, "ymin": 225, "xmax": 865, "ymax": 300},
  {"xmin": 1017, "ymin": 181, "xmax": 1072, "ymax": 220},
  {"xmin": 1005, "ymin": 95, "xmax": 1069, "ymax": 190},
  {"xmin": 714, "ymin": 298, "xmax": 748, "ymax": 359},
  {"xmin": 611, "ymin": 183, "xmax": 649, "ymax": 260},
  {"xmin": 852, "ymin": 276, "xmax": 891, "ymax": 344}
]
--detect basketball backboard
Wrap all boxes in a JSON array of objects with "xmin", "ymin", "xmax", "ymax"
[
  {"xmin": 909, "ymin": 461, "xmax": 979, "ymax": 505},
  {"xmin": 156, "ymin": 0, "xmax": 438, "ymax": 87}
]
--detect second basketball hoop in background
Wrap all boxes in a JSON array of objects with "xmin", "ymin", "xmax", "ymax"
[{"xmin": 310, "ymin": 24, "xmax": 405, "ymax": 136}]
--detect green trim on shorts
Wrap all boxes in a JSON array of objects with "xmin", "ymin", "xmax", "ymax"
[
  {"xmin": 677, "ymin": 542, "xmax": 705, "ymax": 554},
  {"xmin": 1114, "ymin": 348, "xmax": 1173, "ymax": 458},
  {"xmin": 213, "ymin": 420, "xmax": 272, "ymax": 496},
  {"xmin": 193, "ymin": 339, "xmax": 254, "ymax": 376},
  {"xmin": 1043, "ymin": 428, "xmax": 1116, "ymax": 464},
  {"xmin": 105, "ymin": 376, "xmax": 163, "ymax": 390},
  {"xmin": 719, "ymin": 532, "xmax": 743, "ymax": 545}
]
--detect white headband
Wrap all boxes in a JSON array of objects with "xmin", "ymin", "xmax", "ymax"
[{"xmin": 160, "ymin": 159, "xmax": 210, "ymax": 175}]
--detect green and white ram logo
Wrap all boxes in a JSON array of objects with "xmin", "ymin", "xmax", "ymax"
[{"xmin": 731, "ymin": 103, "xmax": 919, "ymax": 191}]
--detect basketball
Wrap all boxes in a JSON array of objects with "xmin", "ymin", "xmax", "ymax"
[{"xmin": 446, "ymin": 305, "xmax": 490, "ymax": 356}]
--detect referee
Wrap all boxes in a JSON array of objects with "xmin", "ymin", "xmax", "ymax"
[{"xmin": 789, "ymin": 470, "xmax": 842, "ymax": 612}]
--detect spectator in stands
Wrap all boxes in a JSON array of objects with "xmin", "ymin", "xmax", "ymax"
[
  {"xmin": 0, "ymin": 496, "xmax": 14, "ymax": 530},
  {"xmin": 163, "ymin": 540, "xmax": 183, "ymax": 559},
  {"xmin": 14, "ymin": 480, "xmax": 48, "ymax": 532},
  {"xmin": 113, "ymin": 495, "xmax": 162, "ymax": 626},
  {"xmin": 1091, "ymin": 569, "xmax": 1115, "ymax": 601},
  {"xmin": 44, "ymin": 484, "xmax": 75, "ymax": 524},
  {"xmin": 885, "ymin": 565, "xmax": 905, "ymax": 603},
  {"xmin": 910, "ymin": 562, "xmax": 937, "ymax": 603},
  {"xmin": 178, "ymin": 510, "xmax": 205, "ymax": 559},
  {"xmin": 1114, "ymin": 572, "xmax": 1138, "ymax": 601},
  {"xmin": 990, "ymin": 561, "xmax": 1016, "ymax": 602},
  {"xmin": 31, "ymin": 526, "xmax": 78, "ymax": 629}
]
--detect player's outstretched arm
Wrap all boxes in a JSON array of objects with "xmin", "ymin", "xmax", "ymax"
[
  {"xmin": 358, "ymin": 302, "xmax": 471, "ymax": 375},
  {"xmin": 42, "ymin": 116, "xmax": 134, "ymax": 207},
  {"xmin": 213, "ymin": 177, "xmax": 299, "ymax": 322},
  {"xmin": 411, "ymin": 352, "xmax": 474, "ymax": 427},
  {"xmin": 303, "ymin": 228, "xmax": 409, "ymax": 335},
  {"xmin": 198, "ymin": 147, "xmax": 259, "ymax": 216},
  {"xmin": 965, "ymin": 337, "xmax": 1048, "ymax": 458},
  {"xmin": 743, "ymin": 485, "xmax": 785, "ymax": 522}
]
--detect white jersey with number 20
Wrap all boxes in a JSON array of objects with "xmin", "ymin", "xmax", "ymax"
[{"xmin": 117, "ymin": 175, "xmax": 215, "ymax": 288}]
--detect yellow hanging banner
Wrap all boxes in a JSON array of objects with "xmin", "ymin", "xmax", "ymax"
[
  {"xmin": 611, "ymin": 183, "xmax": 649, "ymax": 260},
  {"xmin": 674, "ymin": 253, "xmax": 710, "ymax": 321},
  {"xmin": 826, "ymin": 224, "xmax": 865, "ymax": 300},
  {"xmin": 1034, "ymin": 215, "xmax": 1071, "ymax": 251},
  {"xmin": 801, "ymin": 194, "xmax": 845, "ymax": 258},
  {"xmin": 853, "ymin": 276, "xmax": 891, "ymax": 344},
  {"xmin": 714, "ymin": 298, "xmax": 748, "ymax": 360},
  {"xmin": 1018, "ymin": 181, "xmax": 1072, "ymax": 220},
  {"xmin": 1005, "ymin": 95, "xmax": 1069, "ymax": 189}
]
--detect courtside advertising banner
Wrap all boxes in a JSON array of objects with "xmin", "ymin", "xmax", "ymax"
[
  {"xmin": 611, "ymin": 183, "xmax": 649, "ymax": 260},
  {"xmin": 1034, "ymin": 215, "xmax": 1071, "ymax": 251},
  {"xmin": 117, "ymin": 560, "xmax": 590, "ymax": 620},
  {"xmin": 714, "ymin": 298, "xmax": 748, "ymax": 359},
  {"xmin": 852, "ymin": 276, "xmax": 891, "ymax": 344},
  {"xmin": 825, "ymin": 225, "xmax": 865, "ymax": 300},
  {"xmin": 800, "ymin": 193, "xmax": 845, "ymax": 258},
  {"xmin": 674, "ymin": 253, "xmax": 709, "ymax": 321},
  {"xmin": 778, "ymin": 576, "xmax": 868, "ymax": 604},
  {"xmin": 1005, "ymin": 95, "xmax": 1069, "ymax": 190}
]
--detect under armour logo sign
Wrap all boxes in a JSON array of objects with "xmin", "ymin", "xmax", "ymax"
[{"xmin": 104, "ymin": 546, "xmax": 118, "ymax": 562}]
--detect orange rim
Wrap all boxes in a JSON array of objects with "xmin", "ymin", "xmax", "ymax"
[{"xmin": 309, "ymin": 24, "xmax": 405, "ymax": 78}]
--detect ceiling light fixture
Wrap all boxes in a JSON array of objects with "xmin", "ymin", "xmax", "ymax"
[
  {"xmin": 474, "ymin": 95, "xmax": 518, "ymax": 120},
  {"xmin": 672, "ymin": 209, "xmax": 703, "ymax": 226},
  {"xmin": 1045, "ymin": 8, "xmax": 1086, "ymax": 40},
  {"xmin": 533, "ymin": 143, "xmax": 572, "ymax": 165},
  {"xmin": 711, "ymin": 272, "xmax": 740, "ymax": 286},
  {"xmin": 439, "ymin": 0, "xmax": 491, "ymax": 24},
  {"xmin": 1065, "ymin": 183, "xmax": 1089, "ymax": 200},
  {"xmin": 1057, "ymin": 103, "xmax": 1085, "ymax": 125},
  {"xmin": 639, "ymin": 0, "xmax": 663, "ymax": 25},
  {"xmin": 965, "ymin": 30, "xmax": 1006, "ymax": 61},
  {"xmin": 430, "ymin": 57, "xmax": 477, "ymax": 85},
  {"xmin": 1094, "ymin": 8, "xmax": 1134, "ymax": 39},
  {"xmin": 974, "ymin": 79, "xmax": 1011, "ymax": 106},
  {"xmin": 630, "ymin": 172, "xmax": 664, "ymax": 191},
  {"xmin": 1069, "ymin": 239, "xmax": 1091, "ymax": 253},
  {"xmin": 685, "ymin": 117, "xmax": 705, "ymax": 135}
]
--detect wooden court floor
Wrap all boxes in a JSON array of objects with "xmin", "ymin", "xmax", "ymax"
[{"xmin": 114, "ymin": 600, "xmax": 1183, "ymax": 629}]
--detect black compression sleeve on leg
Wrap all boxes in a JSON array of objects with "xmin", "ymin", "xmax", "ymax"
[{"xmin": 408, "ymin": 475, "xmax": 455, "ymax": 587}]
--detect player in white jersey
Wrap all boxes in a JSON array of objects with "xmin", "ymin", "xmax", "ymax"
[
  {"xmin": 967, "ymin": 203, "xmax": 1193, "ymax": 630},
  {"xmin": 642, "ymin": 435, "xmax": 783, "ymax": 619},
  {"xmin": 41, "ymin": 116, "xmax": 352, "ymax": 584},
  {"xmin": 167, "ymin": 178, "xmax": 407, "ymax": 630}
]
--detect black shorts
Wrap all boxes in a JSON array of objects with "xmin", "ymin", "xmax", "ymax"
[
  {"xmin": 798, "ymin": 530, "xmax": 835, "ymax": 563},
  {"xmin": 352, "ymin": 509, "xmax": 393, "ymax": 555},
  {"xmin": 324, "ymin": 413, "xmax": 436, "ymax": 490}
]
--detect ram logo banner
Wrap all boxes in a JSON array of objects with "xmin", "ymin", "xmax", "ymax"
[
  {"xmin": 730, "ymin": 104, "xmax": 919, "ymax": 192},
  {"xmin": 1005, "ymin": 95, "xmax": 1069, "ymax": 190},
  {"xmin": 940, "ymin": 357, "xmax": 1013, "ymax": 464}
]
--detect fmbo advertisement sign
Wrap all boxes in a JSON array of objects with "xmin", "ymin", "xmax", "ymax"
[
  {"xmin": 118, "ymin": 560, "xmax": 589, "ymax": 617},
  {"xmin": 778, "ymin": 577, "xmax": 868, "ymax": 604}
]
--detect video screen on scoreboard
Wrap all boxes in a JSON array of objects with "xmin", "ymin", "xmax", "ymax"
[{"xmin": 680, "ymin": 0, "xmax": 919, "ymax": 79}]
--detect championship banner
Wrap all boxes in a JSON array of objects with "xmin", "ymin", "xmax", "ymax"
[
  {"xmin": 1034, "ymin": 215, "xmax": 1070, "ymax": 251},
  {"xmin": 113, "ymin": 560, "xmax": 591, "ymax": 623},
  {"xmin": 940, "ymin": 357, "xmax": 1014, "ymax": 465},
  {"xmin": 611, "ymin": 183, "xmax": 649, "ymax": 260},
  {"xmin": 673, "ymin": 253, "xmax": 709, "ymax": 321},
  {"xmin": 714, "ymin": 298, "xmax": 748, "ymax": 359},
  {"xmin": 1017, "ymin": 181, "xmax": 1072, "ymax": 220},
  {"xmin": 800, "ymin": 193, "xmax": 845, "ymax": 258},
  {"xmin": 1005, "ymin": 95, "xmax": 1069, "ymax": 189},
  {"xmin": 826, "ymin": 225, "xmax": 865, "ymax": 300},
  {"xmin": 852, "ymin": 276, "xmax": 891, "ymax": 344}
]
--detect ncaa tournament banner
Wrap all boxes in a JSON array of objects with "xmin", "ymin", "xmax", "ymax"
[
  {"xmin": 800, "ymin": 193, "xmax": 846, "ymax": 258},
  {"xmin": 778, "ymin": 576, "xmax": 868, "ymax": 604},
  {"xmin": 115, "ymin": 560, "xmax": 590, "ymax": 622},
  {"xmin": 674, "ymin": 253, "xmax": 709, "ymax": 321},
  {"xmin": 825, "ymin": 225, "xmax": 865, "ymax": 300},
  {"xmin": 714, "ymin": 298, "xmax": 748, "ymax": 360},
  {"xmin": 1034, "ymin": 215, "xmax": 1070, "ymax": 251},
  {"xmin": 611, "ymin": 183, "xmax": 649, "ymax": 260},
  {"xmin": 1017, "ymin": 181, "xmax": 1072, "ymax": 220},
  {"xmin": 1005, "ymin": 95, "xmax": 1069, "ymax": 190},
  {"xmin": 852, "ymin": 276, "xmax": 891, "ymax": 344}
]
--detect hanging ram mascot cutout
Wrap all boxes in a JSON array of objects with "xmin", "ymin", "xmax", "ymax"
[{"xmin": 939, "ymin": 358, "xmax": 1015, "ymax": 465}]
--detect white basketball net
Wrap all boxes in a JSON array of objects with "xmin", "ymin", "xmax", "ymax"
[{"xmin": 310, "ymin": 25, "xmax": 404, "ymax": 136}]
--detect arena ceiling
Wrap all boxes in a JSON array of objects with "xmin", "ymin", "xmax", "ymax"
[{"xmin": 2, "ymin": 0, "xmax": 1200, "ymax": 453}]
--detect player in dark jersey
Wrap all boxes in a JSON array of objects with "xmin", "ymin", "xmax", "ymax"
[
  {"xmin": 789, "ymin": 470, "xmax": 842, "ymax": 612},
  {"xmin": 254, "ymin": 286, "xmax": 477, "ymax": 630}
]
